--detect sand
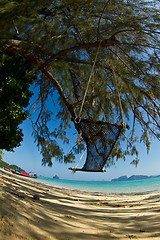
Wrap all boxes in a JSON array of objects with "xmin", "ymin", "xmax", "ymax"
[{"xmin": 0, "ymin": 169, "xmax": 160, "ymax": 240}]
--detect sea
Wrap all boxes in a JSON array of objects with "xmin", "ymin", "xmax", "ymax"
[{"xmin": 36, "ymin": 175, "xmax": 160, "ymax": 195}]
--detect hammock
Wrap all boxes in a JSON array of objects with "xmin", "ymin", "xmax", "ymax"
[{"xmin": 69, "ymin": 119, "xmax": 124, "ymax": 172}]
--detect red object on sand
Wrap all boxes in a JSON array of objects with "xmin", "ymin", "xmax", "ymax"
[
  {"xmin": 11, "ymin": 169, "xmax": 37, "ymax": 178},
  {"xmin": 21, "ymin": 172, "xmax": 29, "ymax": 176}
]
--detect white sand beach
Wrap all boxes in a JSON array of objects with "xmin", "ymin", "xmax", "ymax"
[{"xmin": 0, "ymin": 168, "xmax": 160, "ymax": 240}]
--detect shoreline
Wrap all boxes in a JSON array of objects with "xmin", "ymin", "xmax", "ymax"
[{"xmin": 1, "ymin": 168, "xmax": 160, "ymax": 239}]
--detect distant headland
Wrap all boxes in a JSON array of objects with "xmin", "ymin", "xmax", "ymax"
[
  {"xmin": 0, "ymin": 159, "xmax": 25, "ymax": 173},
  {"xmin": 111, "ymin": 174, "xmax": 160, "ymax": 181},
  {"xmin": 53, "ymin": 175, "xmax": 59, "ymax": 179}
]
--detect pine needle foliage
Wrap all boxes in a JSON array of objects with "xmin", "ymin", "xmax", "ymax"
[{"xmin": 0, "ymin": 0, "xmax": 159, "ymax": 168}]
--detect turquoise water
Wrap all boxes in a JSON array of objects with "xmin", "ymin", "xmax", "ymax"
[{"xmin": 36, "ymin": 176, "xmax": 160, "ymax": 194}]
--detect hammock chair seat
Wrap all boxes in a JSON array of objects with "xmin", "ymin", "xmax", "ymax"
[{"xmin": 69, "ymin": 119, "xmax": 124, "ymax": 172}]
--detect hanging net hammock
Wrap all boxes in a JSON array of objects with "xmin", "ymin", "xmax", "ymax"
[{"xmin": 69, "ymin": 119, "xmax": 124, "ymax": 172}]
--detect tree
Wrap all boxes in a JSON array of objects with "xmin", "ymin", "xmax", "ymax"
[
  {"xmin": 0, "ymin": 0, "xmax": 159, "ymax": 167},
  {"xmin": 0, "ymin": 52, "xmax": 34, "ymax": 151},
  {"xmin": 0, "ymin": 150, "xmax": 3, "ymax": 161}
]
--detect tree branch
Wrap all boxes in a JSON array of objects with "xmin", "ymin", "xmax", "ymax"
[
  {"xmin": 43, "ymin": 36, "xmax": 118, "ymax": 67},
  {"xmin": 97, "ymin": 3, "xmax": 109, "ymax": 41},
  {"xmin": 120, "ymin": 42, "xmax": 160, "ymax": 50}
]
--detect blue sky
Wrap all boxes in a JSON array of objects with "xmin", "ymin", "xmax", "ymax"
[{"xmin": 3, "ymin": 117, "xmax": 160, "ymax": 181}]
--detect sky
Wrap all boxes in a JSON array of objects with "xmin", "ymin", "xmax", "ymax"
[{"xmin": 3, "ymin": 116, "xmax": 160, "ymax": 181}]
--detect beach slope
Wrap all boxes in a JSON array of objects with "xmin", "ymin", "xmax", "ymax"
[{"xmin": 0, "ymin": 169, "xmax": 160, "ymax": 240}]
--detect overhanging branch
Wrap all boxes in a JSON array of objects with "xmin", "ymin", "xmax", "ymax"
[{"xmin": 43, "ymin": 36, "xmax": 118, "ymax": 67}]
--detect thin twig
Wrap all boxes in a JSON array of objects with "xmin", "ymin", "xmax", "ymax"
[
  {"xmin": 109, "ymin": 48, "xmax": 136, "ymax": 74},
  {"xmin": 116, "ymin": 45, "xmax": 145, "ymax": 75}
]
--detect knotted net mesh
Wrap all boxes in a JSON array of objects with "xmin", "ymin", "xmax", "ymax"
[{"xmin": 75, "ymin": 119, "xmax": 124, "ymax": 172}]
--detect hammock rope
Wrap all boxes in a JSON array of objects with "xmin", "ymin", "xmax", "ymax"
[
  {"xmin": 108, "ymin": 48, "xmax": 125, "ymax": 125},
  {"xmin": 68, "ymin": 147, "xmax": 87, "ymax": 172},
  {"xmin": 77, "ymin": 40, "xmax": 102, "ymax": 120}
]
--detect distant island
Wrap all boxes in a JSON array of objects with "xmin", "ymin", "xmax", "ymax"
[
  {"xmin": 53, "ymin": 175, "xmax": 59, "ymax": 179},
  {"xmin": 111, "ymin": 174, "xmax": 160, "ymax": 181}
]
